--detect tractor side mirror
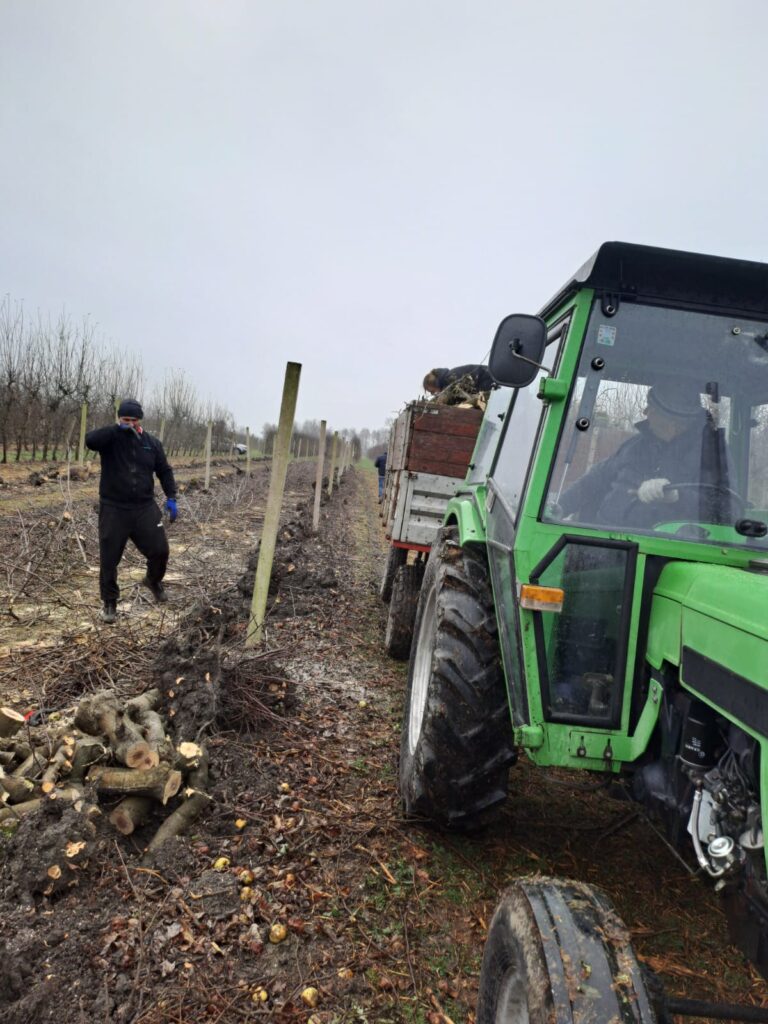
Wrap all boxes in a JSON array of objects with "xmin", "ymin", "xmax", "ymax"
[{"xmin": 489, "ymin": 314, "xmax": 548, "ymax": 389}]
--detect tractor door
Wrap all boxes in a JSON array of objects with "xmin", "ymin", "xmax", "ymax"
[
  {"xmin": 524, "ymin": 536, "xmax": 637, "ymax": 729},
  {"xmin": 485, "ymin": 317, "xmax": 571, "ymax": 728},
  {"xmin": 485, "ymin": 302, "xmax": 641, "ymax": 751}
]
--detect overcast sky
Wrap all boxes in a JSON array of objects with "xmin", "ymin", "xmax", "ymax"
[{"xmin": 2, "ymin": 1, "xmax": 767, "ymax": 435}]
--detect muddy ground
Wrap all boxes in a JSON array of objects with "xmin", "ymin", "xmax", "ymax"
[{"xmin": 0, "ymin": 460, "xmax": 766, "ymax": 1023}]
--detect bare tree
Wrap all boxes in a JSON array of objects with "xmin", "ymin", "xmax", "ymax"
[{"xmin": 0, "ymin": 297, "xmax": 25, "ymax": 463}]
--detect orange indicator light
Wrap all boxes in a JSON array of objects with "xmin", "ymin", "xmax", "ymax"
[{"xmin": 519, "ymin": 584, "xmax": 564, "ymax": 613}]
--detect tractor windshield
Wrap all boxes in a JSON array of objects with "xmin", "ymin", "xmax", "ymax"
[{"xmin": 544, "ymin": 301, "xmax": 768, "ymax": 549}]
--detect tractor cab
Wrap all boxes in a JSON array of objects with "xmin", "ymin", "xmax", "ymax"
[{"xmin": 481, "ymin": 243, "xmax": 768, "ymax": 771}]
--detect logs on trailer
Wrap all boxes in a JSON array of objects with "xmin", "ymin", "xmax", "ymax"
[{"xmin": 0, "ymin": 688, "xmax": 210, "ymax": 852}]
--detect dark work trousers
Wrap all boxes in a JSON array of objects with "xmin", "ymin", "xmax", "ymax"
[{"xmin": 98, "ymin": 501, "xmax": 169, "ymax": 602}]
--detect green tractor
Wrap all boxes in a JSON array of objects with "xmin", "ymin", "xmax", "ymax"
[{"xmin": 399, "ymin": 242, "xmax": 768, "ymax": 1022}]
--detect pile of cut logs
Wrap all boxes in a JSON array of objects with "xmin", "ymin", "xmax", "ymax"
[{"xmin": 0, "ymin": 689, "xmax": 209, "ymax": 854}]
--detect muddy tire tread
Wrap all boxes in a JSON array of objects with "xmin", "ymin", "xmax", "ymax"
[
  {"xmin": 379, "ymin": 545, "xmax": 407, "ymax": 603},
  {"xmin": 384, "ymin": 563, "xmax": 424, "ymax": 660},
  {"xmin": 400, "ymin": 527, "xmax": 515, "ymax": 828}
]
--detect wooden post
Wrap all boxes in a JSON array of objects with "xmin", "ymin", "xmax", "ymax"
[
  {"xmin": 245, "ymin": 426, "xmax": 251, "ymax": 476},
  {"xmin": 312, "ymin": 420, "xmax": 327, "ymax": 534},
  {"xmin": 204, "ymin": 420, "xmax": 213, "ymax": 491},
  {"xmin": 77, "ymin": 401, "xmax": 88, "ymax": 465},
  {"xmin": 158, "ymin": 418, "xmax": 166, "ymax": 443},
  {"xmin": 339, "ymin": 440, "xmax": 347, "ymax": 479},
  {"xmin": 327, "ymin": 431, "xmax": 338, "ymax": 496},
  {"xmin": 246, "ymin": 362, "xmax": 302, "ymax": 647}
]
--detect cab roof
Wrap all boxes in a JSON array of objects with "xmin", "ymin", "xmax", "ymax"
[{"xmin": 540, "ymin": 241, "xmax": 768, "ymax": 321}]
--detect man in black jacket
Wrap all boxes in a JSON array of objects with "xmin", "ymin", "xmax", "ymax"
[{"xmin": 86, "ymin": 399, "xmax": 178, "ymax": 623}]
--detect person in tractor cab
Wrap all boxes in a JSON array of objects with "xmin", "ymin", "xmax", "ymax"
[{"xmin": 558, "ymin": 378, "xmax": 733, "ymax": 529}]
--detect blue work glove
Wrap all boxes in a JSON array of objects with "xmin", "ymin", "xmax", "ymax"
[
  {"xmin": 118, "ymin": 422, "xmax": 132, "ymax": 429},
  {"xmin": 165, "ymin": 498, "xmax": 178, "ymax": 523}
]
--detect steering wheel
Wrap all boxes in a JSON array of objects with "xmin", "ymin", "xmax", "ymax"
[
  {"xmin": 663, "ymin": 481, "xmax": 748, "ymax": 511},
  {"xmin": 624, "ymin": 480, "xmax": 747, "ymax": 528}
]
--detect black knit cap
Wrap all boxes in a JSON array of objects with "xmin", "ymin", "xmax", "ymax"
[
  {"xmin": 117, "ymin": 399, "xmax": 144, "ymax": 419},
  {"xmin": 647, "ymin": 380, "xmax": 701, "ymax": 418}
]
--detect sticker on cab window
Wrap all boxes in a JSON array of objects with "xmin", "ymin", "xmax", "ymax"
[{"xmin": 596, "ymin": 325, "xmax": 616, "ymax": 346}]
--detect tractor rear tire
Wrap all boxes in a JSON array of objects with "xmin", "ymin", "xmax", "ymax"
[
  {"xmin": 476, "ymin": 878, "xmax": 658, "ymax": 1023},
  {"xmin": 379, "ymin": 546, "xmax": 408, "ymax": 603},
  {"xmin": 384, "ymin": 563, "xmax": 425, "ymax": 660},
  {"xmin": 399, "ymin": 526, "xmax": 515, "ymax": 829}
]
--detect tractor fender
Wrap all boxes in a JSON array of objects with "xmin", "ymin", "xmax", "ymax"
[{"xmin": 444, "ymin": 490, "xmax": 486, "ymax": 547}]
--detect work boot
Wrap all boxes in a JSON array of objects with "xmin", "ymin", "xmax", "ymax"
[
  {"xmin": 101, "ymin": 601, "xmax": 117, "ymax": 624},
  {"xmin": 142, "ymin": 575, "xmax": 168, "ymax": 603}
]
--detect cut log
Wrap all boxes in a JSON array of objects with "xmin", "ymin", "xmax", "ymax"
[
  {"xmin": 0, "ymin": 775, "xmax": 35, "ymax": 803},
  {"xmin": 0, "ymin": 797, "xmax": 42, "ymax": 823},
  {"xmin": 109, "ymin": 796, "xmax": 153, "ymax": 835},
  {"xmin": 0, "ymin": 751, "xmax": 15, "ymax": 766},
  {"xmin": 69, "ymin": 740, "xmax": 107, "ymax": 784},
  {"xmin": 113, "ymin": 733, "xmax": 158, "ymax": 770},
  {"xmin": 9, "ymin": 741, "xmax": 31, "ymax": 762},
  {"xmin": 145, "ymin": 754, "xmax": 210, "ymax": 855},
  {"xmin": 88, "ymin": 764, "xmax": 182, "ymax": 805},
  {"xmin": 0, "ymin": 708, "xmax": 25, "ymax": 739},
  {"xmin": 50, "ymin": 784, "xmax": 83, "ymax": 803},
  {"xmin": 41, "ymin": 745, "xmax": 74, "ymax": 785},
  {"xmin": 74, "ymin": 690, "xmax": 121, "ymax": 736},
  {"xmin": 111, "ymin": 716, "xmax": 158, "ymax": 770},
  {"xmin": 175, "ymin": 741, "xmax": 204, "ymax": 772},
  {"xmin": 12, "ymin": 749, "xmax": 46, "ymax": 780},
  {"xmin": 125, "ymin": 689, "xmax": 161, "ymax": 718},
  {"xmin": 136, "ymin": 710, "xmax": 173, "ymax": 763},
  {"xmin": 137, "ymin": 709, "xmax": 165, "ymax": 744},
  {"xmin": 0, "ymin": 785, "xmax": 81, "ymax": 822},
  {"xmin": 81, "ymin": 700, "xmax": 157, "ymax": 769}
]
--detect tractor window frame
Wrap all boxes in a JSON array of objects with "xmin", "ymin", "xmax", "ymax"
[
  {"xmin": 530, "ymin": 534, "xmax": 638, "ymax": 728},
  {"xmin": 487, "ymin": 481, "xmax": 531, "ymax": 727},
  {"xmin": 488, "ymin": 312, "xmax": 571, "ymax": 527},
  {"xmin": 538, "ymin": 296, "xmax": 768, "ymax": 544}
]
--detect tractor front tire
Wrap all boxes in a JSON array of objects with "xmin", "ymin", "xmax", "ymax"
[
  {"xmin": 379, "ymin": 546, "xmax": 407, "ymax": 603},
  {"xmin": 476, "ymin": 878, "xmax": 658, "ymax": 1023},
  {"xmin": 384, "ymin": 563, "xmax": 425, "ymax": 660},
  {"xmin": 399, "ymin": 526, "xmax": 515, "ymax": 829}
]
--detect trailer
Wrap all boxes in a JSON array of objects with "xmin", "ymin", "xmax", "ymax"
[{"xmin": 379, "ymin": 400, "xmax": 483, "ymax": 658}]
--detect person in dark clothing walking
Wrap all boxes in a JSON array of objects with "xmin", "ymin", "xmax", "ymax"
[
  {"xmin": 86, "ymin": 399, "xmax": 178, "ymax": 623},
  {"xmin": 374, "ymin": 451, "xmax": 387, "ymax": 501}
]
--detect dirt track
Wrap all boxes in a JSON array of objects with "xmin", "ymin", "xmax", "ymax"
[{"xmin": 0, "ymin": 462, "xmax": 765, "ymax": 1022}]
